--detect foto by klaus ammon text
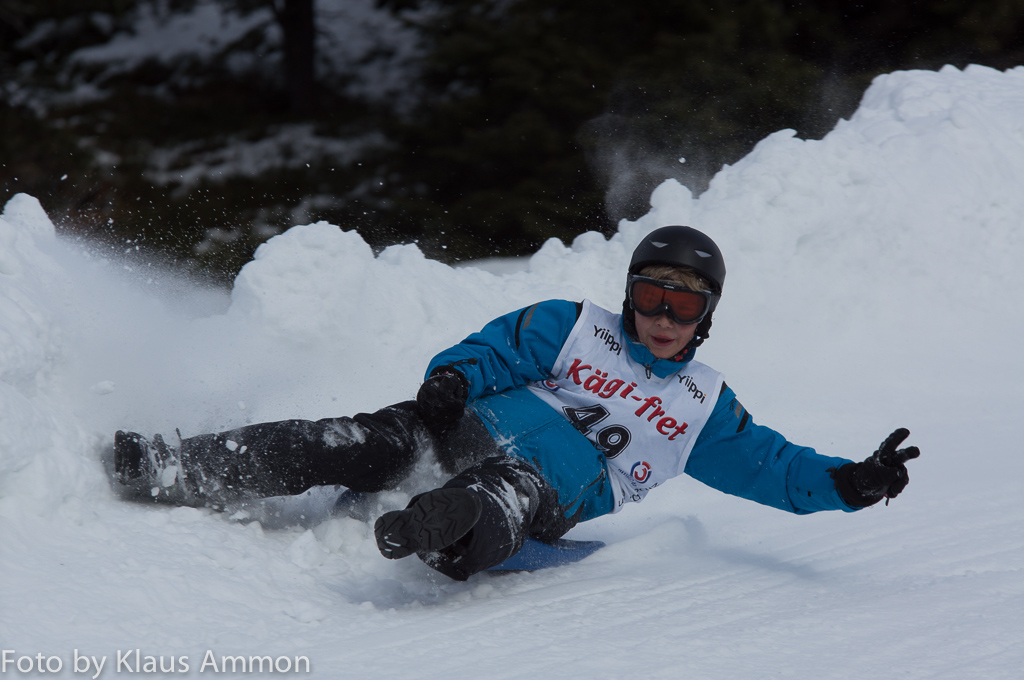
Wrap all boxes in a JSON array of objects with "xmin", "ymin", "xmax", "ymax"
[{"xmin": 2, "ymin": 649, "xmax": 312, "ymax": 677}]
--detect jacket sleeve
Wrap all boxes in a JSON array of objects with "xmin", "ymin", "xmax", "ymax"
[
  {"xmin": 683, "ymin": 384, "xmax": 858, "ymax": 514},
  {"xmin": 425, "ymin": 300, "xmax": 582, "ymax": 400}
]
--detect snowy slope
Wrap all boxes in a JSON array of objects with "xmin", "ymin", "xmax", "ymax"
[{"xmin": 2, "ymin": 64, "xmax": 1024, "ymax": 679}]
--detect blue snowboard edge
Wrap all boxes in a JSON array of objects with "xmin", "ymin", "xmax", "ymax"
[{"xmin": 489, "ymin": 536, "xmax": 606, "ymax": 571}]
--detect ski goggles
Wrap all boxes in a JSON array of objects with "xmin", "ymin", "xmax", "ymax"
[{"xmin": 627, "ymin": 275, "xmax": 715, "ymax": 325}]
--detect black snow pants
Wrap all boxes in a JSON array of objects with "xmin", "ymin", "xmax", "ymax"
[{"xmin": 175, "ymin": 401, "xmax": 580, "ymax": 579}]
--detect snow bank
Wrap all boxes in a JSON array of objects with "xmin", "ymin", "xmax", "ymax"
[
  {"xmin": 623, "ymin": 65, "xmax": 1024, "ymax": 434},
  {"xmin": 0, "ymin": 195, "xmax": 97, "ymax": 519},
  {"xmin": 2, "ymin": 64, "xmax": 1024, "ymax": 679}
]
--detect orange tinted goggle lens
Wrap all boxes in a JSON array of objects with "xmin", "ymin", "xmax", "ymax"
[{"xmin": 631, "ymin": 281, "xmax": 707, "ymax": 322}]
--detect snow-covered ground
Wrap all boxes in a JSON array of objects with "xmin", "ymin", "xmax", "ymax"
[{"xmin": 2, "ymin": 64, "xmax": 1024, "ymax": 679}]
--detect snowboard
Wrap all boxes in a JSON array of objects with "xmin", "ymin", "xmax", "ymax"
[
  {"xmin": 333, "ymin": 489, "xmax": 604, "ymax": 571},
  {"xmin": 488, "ymin": 536, "xmax": 605, "ymax": 571}
]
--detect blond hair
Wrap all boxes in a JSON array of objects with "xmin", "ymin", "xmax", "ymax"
[{"xmin": 638, "ymin": 264, "xmax": 712, "ymax": 291}]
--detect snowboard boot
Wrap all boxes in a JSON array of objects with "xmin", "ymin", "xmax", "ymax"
[
  {"xmin": 374, "ymin": 487, "xmax": 483, "ymax": 560},
  {"xmin": 113, "ymin": 430, "xmax": 193, "ymax": 505}
]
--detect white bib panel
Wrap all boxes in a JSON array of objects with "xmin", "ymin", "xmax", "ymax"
[{"xmin": 527, "ymin": 300, "xmax": 723, "ymax": 510}]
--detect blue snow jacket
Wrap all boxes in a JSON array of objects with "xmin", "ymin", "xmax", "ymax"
[{"xmin": 427, "ymin": 299, "xmax": 858, "ymax": 521}]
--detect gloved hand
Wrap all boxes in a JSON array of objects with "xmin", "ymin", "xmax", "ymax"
[
  {"xmin": 832, "ymin": 428, "xmax": 921, "ymax": 507},
  {"xmin": 416, "ymin": 365, "xmax": 470, "ymax": 434}
]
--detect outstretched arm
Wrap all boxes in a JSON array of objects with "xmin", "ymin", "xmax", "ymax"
[{"xmin": 685, "ymin": 385, "xmax": 920, "ymax": 514}]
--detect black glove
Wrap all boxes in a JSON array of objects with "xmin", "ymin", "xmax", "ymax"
[
  {"xmin": 832, "ymin": 428, "xmax": 921, "ymax": 507},
  {"xmin": 416, "ymin": 365, "xmax": 470, "ymax": 434}
]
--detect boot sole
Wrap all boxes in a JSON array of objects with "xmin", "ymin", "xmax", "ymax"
[
  {"xmin": 114, "ymin": 430, "xmax": 146, "ymax": 481},
  {"xmin": 374, "ymin": 488, "xmax": 482, "ymax": 560}
]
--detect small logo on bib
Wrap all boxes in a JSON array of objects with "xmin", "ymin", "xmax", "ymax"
[{"xmin": 631, "ymin": 461, "xmax": 652, "ymax": 483}]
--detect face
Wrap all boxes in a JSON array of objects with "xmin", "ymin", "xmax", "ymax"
[{"xmin": 634, "ymin": 311, "xmax": 698, "ymax": 360}]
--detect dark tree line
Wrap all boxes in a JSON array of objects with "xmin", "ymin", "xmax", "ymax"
[
  {"xmin": 270, "ymin": 0, "xmax": 316, "ymax": 113},
  {"xmin": 3, "ymin": 0, "xmax": 1024, "ymax": 281}
]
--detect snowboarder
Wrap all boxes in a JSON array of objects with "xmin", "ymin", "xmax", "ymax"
[{"xmin": 112, "ymin": 225, "xmax": 920, "ymax": 580}]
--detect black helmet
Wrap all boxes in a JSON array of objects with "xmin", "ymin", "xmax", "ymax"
[
  {"xmin": 628, "ymin": 225, "xmax": 726, "ymax": 293},
  {"xmin": 623, "ymin": 225, "xmax": 726, "ymax": 350}
]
